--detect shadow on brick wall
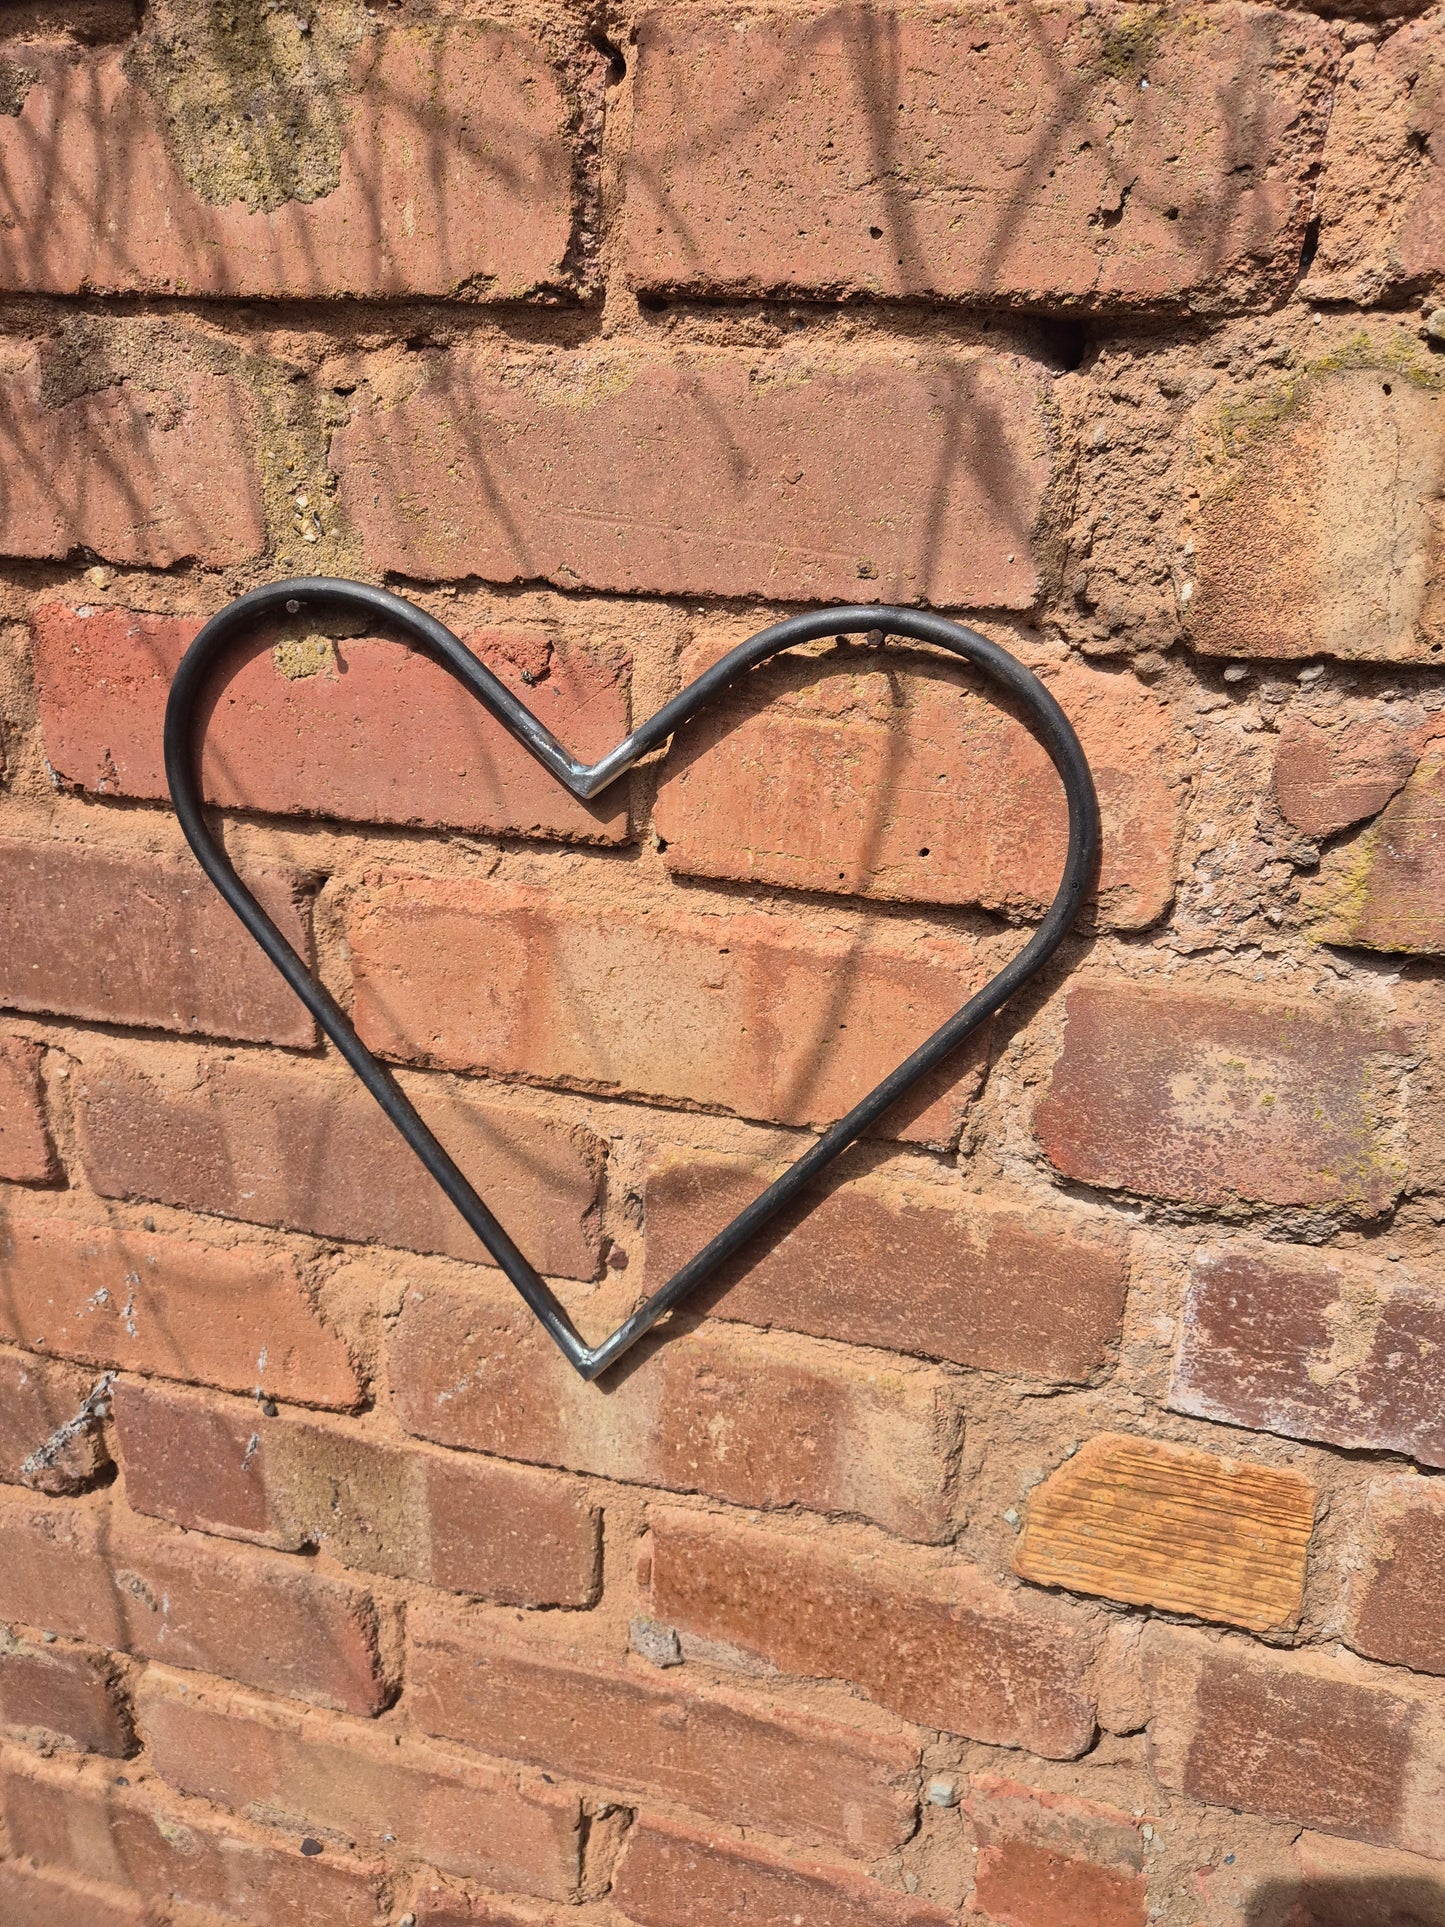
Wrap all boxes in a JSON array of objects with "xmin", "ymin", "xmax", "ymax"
[{"xmin": 1247, "ymin": 1873, "xmax": 1445, "ymax": 1927}]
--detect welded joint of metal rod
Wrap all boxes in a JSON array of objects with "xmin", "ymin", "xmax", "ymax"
[{"xmin": 164, "ymin": 578, "xmax": 1101, "ymax": 1383}]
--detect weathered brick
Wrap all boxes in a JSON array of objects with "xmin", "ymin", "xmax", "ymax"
[
  {"xmin": 647, "ymin": 1508, "xmax": 1098, "ymax": 1759},
  {"xmin": 1014, "ymin": 1432, "xmax": 1315, "ymax": 1633},
  {"xmin": 2, "ymin": 1751, "xmax": 387, "ymax": 1927},
  {"xmin": 1171, "ymin": 1245, "xmax": 1445, "ymax": 1468},
  {"xmin": 0, "ymin": 1488, "xmax": 387, "ymax": 1713},
  {"xmin": 1343, "ymin": 1475, "xmax": 1445, "ymax": 1677},
  {"xmin": 349, "ymin": 876, "xmax": 989, "ymax": 1145},
  {"xmin": 642, "ymin": 1154, "xmax": 1127, "ymax": 1383},
  {"xmin": 611, "ymin": 1814, "xmax": 953, "ymax": 1927},
  {"xmin": 390, "ymin": 1274, "xmax": 960, "ymax": 1541},
  {"xmin": 0, "ymin": 1639, "xmax": 130, "ymax": 1756},
  {"xmin": 624, "ymin": 4, "xmax": 1332, "ymax": 312},
  {"xmin": 0, "ymin": 1216, "xmax": 359, "ymax": 1407},
  {"xmin": 1288, "ymin": 1831, "xmax": 1445, "ymax": 1927},
  {"xmin": 332, "ymin": 341, "xmax": 1054, "ymax": 606},
  {"xmin": 652, "ymin": 654, "xmax": 1181, "ymax": 929},
  {"xmin": 408, "ymin": 1605, "xmax": 919, "ymax": 1854},
  {"xmin": 138, "ymin": 1666, "xmax": 583, "ymax": 1895},
  {"xmin": 1274, "ymin": 710, "xmax": 1425, "ymax": 839},
  {"xmin": 412, "ymin": 1890, "xmax": 554, "ymax": 1927},
  {"xmin": 1144, "ymin": 1626, "xmax": 1445, "ymax": 1857},
  {"xmin": 1185, "ymin": 358, "xmax": 1445, "ymax": 663},
  {"xmin": 1033, "ymin": 980, "xmax": 1409, "ymax": 1214},
  {"xmin": 0, "ymin": 23, "xmax": 576, "ymax": 301},
  {"xmin": 113, "ymin": 1379, "xmax": 600, "ymax": 1608},
  {"xmin": 0, "ymin": 335, "xmax": 263, "ymax": 568},
  {"xmin": 0, "ymin": 1035, "xmax": 56, "ymax": 1182},
  {"xmin": 965, "ymin": 1776, "xmax": 1147, "ymax": 1927},
  {"xmin": 0, "ymin": 1347, "xmax": 110, "ymax": 1495},
  {"xmin": 0, "ymin": 840, "xmax": 314, "ymax": 1046},
  {"xmin": 1307, "ymin": 22, "xmax": 1445, "ymax": 305},
  {"xmin": 32, "ymin": 603, "xmax": 630, "ymax": 844},
  {"xmin": 73, "ymin": 1044, "xmax": 603, "ymax": 1280},
  {"xmin": 1312, "ymin": 746, "xmax": 1445, "ymax": 954},
  {"xmin": 0, "ymin": 1860, "xmax": 146, "ymax": 1927}
]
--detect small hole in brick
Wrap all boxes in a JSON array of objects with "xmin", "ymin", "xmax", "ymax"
[
  {"xmin": 1383, "ymin": 381, "xmax": 1393, "ymax": 395},
  {"xmin": 300, "ymin": 1839, "xmax": 324, "ymax": 1857},
  {"xmin": 869, "ymin": 225, "xmax": 883, "ymax": 239},
  {"xmin": 638, "ymin": 291, "xmax": 668, "ymax": 314},
  {"xmin": 918, "ymin": 847, "xmax": 931, "ymax": 858}
]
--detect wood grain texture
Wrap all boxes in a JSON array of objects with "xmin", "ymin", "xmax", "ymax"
[{"xmin": 1014, "ymin": 1433, "xmax": 1315, "ymax": 1633}]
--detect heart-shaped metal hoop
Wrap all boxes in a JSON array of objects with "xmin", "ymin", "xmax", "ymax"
[{"xmin": 165, "ymin": 579, "xmax": 1100, "ymax": 1381}]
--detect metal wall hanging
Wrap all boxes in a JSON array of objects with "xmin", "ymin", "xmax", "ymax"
[{"xmin": 165, "ymin": 579, "xmax": 1100, "ymax": 1381}]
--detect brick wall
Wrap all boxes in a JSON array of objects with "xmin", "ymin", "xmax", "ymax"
[{"xmin": 1, "ymin": 1, "xmax": 1445, "ymax": 1923}]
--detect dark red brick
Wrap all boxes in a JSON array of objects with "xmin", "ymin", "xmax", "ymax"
[
  {"xmin": 1145, "ymin": 1626, "xmax": 1445, "ymax": 1857},
  {"xmin": 642, "ymin": 1153, "xmax": 1126, "ymax": 1383},
  {"xmin": 611, "ymin": 1814, "xmax": 953, "ymax": 1927},
  {"xmin": 113, "ymin": 1379, "xmax": 600, "ymax": 1607},
  {"xmin": 408, "ymin": 1604, "xmax": 920, "ymax": 1854},
  {"xmin": 647, "ymin": 1508, "xmax": 1098, "ymax": 1760},
  {"xmin": 1344, "ymin": 1475, "xmax": 1445, "ymax": 1677},
  {"xmin": 0, "ymin": 1639, "xmax": 131, "ymax": 1755},
  {"xmin": 1171, "ymin": 1245, "xmax": 1445, "ymax": 1467},
  {"xmin": 138, "ymin": 1666, "xmax": 583, "ymax": 1895},
  {"xmin": 1034, "ymin": 980, "xmax": 1409, "ymax": 1214}
]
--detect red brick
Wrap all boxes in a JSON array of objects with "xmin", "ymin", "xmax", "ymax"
[
  {"xmin": 1034, "ymin": 980, "xmax": 1409, "ymax": 1214},
  {"xmin": 1274, "ymin": 711, "xmax": 1424, "ymax": 839},
  {"xmin": 1343, "ymin": 1475, "xmax": 1445, "ymax": 1677},
  {"xmin": 138, "ymin": 1666, "xmax": 583, "ymax": 1896},
  {"xmin": 0, "ymin": 1347, "xmax": 110, "ymax": 1495},
  {"xmin": 110, "ymin": 1512, "xmax": 388, "ymax": 1715},
  {"xmin": 0, "ymin": 1490, "xmax": 127, "ymax": 1645},
  {"xmin": 623, "ymin": 4, "xmax": 1332, "ymax": 312},
  {"xmin": 965, "ymin": 1775, "xmax": 1147, "ymax": 1927},
  {"xmin": 1184, "ymin": 359, "xmax": 1445, "ymax": 665},
  {"xmin": 1144, "ymin": 1626, "xmax": 1445, "ymax": 1857},
  {"xmin": 113, "ymin": 1379, "xmax": 600, "ymax": 1607},
  {"xmin": 0, "ymin": 1488, "xmax": 387, "ymax": 1713},
  {"xmin": 0, "ymin": 1217, "xmax": 359, "ymax": 1408},
  {"xmin": 1312, "ymin": 746, "xmax": 1445, "ymax": 954},
  {"xmin": 2, "ymin": 1751, "xmax": 387, "ymax": 1927},
  {"xmin": 0, "ymin": 24, "xmax": 576, "ymax": 301},
  {"xmin": 332, "ymin": 341, "xmax": 1053, "ymax": 606},
  {"xmin": 0, "ymin": 840, "xmax": 314, "ymax": 1046},
  {"xmin": 1288, "ymin": 1832, "xmax": 1445, "ymax": 1927},
  {"xmin": 611, "ymin": 1814, "xmax": 953, "ymax": 1927},
  {"xmin": 653, "ymin": 654, "xmax": 1180, "ymax": 929},
  {"xmin": 0, "ymin": 1861, "xmax": 146, "ymax": 1927},
  {"xmin": 408, "ymin": 1605, "xmax": 919, "ymax": 1854},
  {"xmin": 0, "ymin": 1640, "xmax": 130, "ymax": 1755},
  {"xmin": 642, "ymin": 1154, "xmax": 1127, "ymax": 1383},
  {"xmin": 647, "ymin": 1508, "xmax": 1098, "ymax": 1759},
  {"xmin": 390, "ymin": 1273, "xmax": 960, "ymax": 1541},
  {"xmin": 413, "ymin": 1890, "xmax": 555, "ymax": 1927},
  {"xmin": 0, "ymin": 335, "xmax": 263, "ymax": 568},
  {"xmin": 349, "ymin": 876, "xmax": 989, "ymax": 1145},
  {"xmin": 32, "ymin": 603, "xmax": 630, "ymax": 844},
  {"xmin": 1171, "ymin": 1245, "xmax": 1445, "ymax": 1468},
  {"xmin": 73, "ymin": 1044, "xmax": 603, "ymax": 1280},
  {"xmin": 0, "ymin": 1035, "xmax": 56, "ymax": 1181}
]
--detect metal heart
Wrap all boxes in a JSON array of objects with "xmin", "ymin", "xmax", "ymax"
[{"xmin": 165, "ymin": 578, "xmax": 1099, "ymax": 1381}]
